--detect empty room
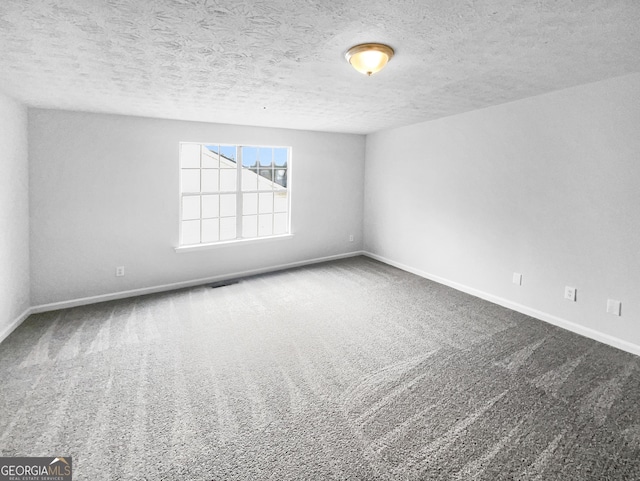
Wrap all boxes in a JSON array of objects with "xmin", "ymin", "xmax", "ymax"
[{"xmin": 1, "ymin": 1, "xmax": 639, "ymax": 480}]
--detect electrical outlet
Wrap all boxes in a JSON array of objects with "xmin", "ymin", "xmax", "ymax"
[
  {"xmin": 512, "ymin": 273, "xmax": 522, "ymax": 286},
  {"xmin": 607, "ymin": 299, "xmax": 621, "ymax": 316},
  {"xmin": 564, "ymin": 286, "xmax": 577, "ymax": 302},
  {"xmin": 349, "ymin": 234, "xmax": 354, "ymax": 242},
  {"xmin": 116, "ymin": 266, "xmax": 125, "ymax": 277}
]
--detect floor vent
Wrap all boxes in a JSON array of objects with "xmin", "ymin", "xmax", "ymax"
[{"xmin": 208, "ymin": 279, "xmax": 239, "ymax": 289}]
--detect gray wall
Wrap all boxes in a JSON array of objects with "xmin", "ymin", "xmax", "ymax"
[
  {"xmin": 0, "ymin": 93, "xmax": 30, "ymax": 339},
  {"xmin": 364, "ymin": 73, "xmax": 640, "ymax": 350},
  {"xmin": 29, "ymin": 110, "xmax": 365, "ymax": 305}
]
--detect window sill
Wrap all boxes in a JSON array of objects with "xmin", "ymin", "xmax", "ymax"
[{"xmin": 174, "ymin": 233, "xmax": 294, "ymax": 253}]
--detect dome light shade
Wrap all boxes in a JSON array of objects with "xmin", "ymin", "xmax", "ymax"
[{"xmin": 345, "ymin": 43, "xmax": 394, "ymax": 76}]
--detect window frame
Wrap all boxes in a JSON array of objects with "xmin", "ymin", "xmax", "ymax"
[{"xmin": 175, "ymin": 142, "xmax": 292, "ymax": 251}]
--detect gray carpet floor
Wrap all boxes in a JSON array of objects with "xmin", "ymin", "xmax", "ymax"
[{"xmin": 1, "ymin": 256, "xmax": 639, "ymax": 480}]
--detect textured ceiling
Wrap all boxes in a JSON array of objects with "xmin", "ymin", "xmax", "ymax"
[{"xmin": 0, "ymin": 0, "xmax": 639, "ymax": 134}]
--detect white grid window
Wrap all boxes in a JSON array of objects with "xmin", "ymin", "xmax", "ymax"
[{"xmin": 179, "ymin": 143, "xmax": 290, "ymax": 246}]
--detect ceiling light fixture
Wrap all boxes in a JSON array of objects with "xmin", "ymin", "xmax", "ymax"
[{"xmin": 345, "ymin": 43, "xmax": 394, "ymax": 76}]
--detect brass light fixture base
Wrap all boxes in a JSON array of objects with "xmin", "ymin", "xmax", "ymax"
[{"xmin": 345, "ymin": 43, "xmax": 395, "ymax": 76}]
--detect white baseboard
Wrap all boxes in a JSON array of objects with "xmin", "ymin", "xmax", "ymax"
[
  {"xmin": 0, "ymin": 307, "xmax": 33, "ymax": 344},
  {"xmin": 364, "ymin": 251, "xmax": 640, "ymax": 357},
  {"xmin": 30, "ymin": 250, "xmax": 365, "ymax": 315}
]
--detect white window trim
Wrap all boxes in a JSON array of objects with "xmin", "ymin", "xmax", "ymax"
[
  {"xmin": 177, "ymin": 142, "xmax": 292, "ymax": 248},
  {"xmin": 174, "ymin": 233, "xmax": 294, "ymax": 253}
]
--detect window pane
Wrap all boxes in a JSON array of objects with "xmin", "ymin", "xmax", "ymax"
[
  {"xmin": 274, "ymin": 148, "xmax": 287, "ymax": 167},
  {"xmin": 242, "ymin": 146, "xmax": 257, "ymax": 167},
  {"xmin": 220, "ymin": 217, "xmax": 236, "ymax": 240},
  {"xmin": 181, "ymin": 144, "xmax": 201, "ymax": 168},
  {"xmin": 274, "ymin": 169, "xmax": 287, "ymax": 188},
  {"xmin": 220, "ymin": 145, "xmax": 237, "ymax": 166},
  {"xmin": 202, "ymin": 195, "xmax": 219, "ymax": 218},
  {"xmin": 259, "ymin": 147, "xmax": 273, "ymax": 167},
  {"xmin": 181, "ymin": 220, "xmax": 200, "ymax": 245},
  {"xmin": 257, "ymin": 173, "xmax": 274, "ymax": 191},
  {"xmin": 242, "ymin": 167, "xmax": 258, "ymax": 191},
  {"xmin": 201, "ymin": 147, "xmax": 220, "ymax": 168},
  {"xmin": 201, "ymin": 169, "xmax": 219, "ymax": 192},
  {"xmin": 274, "ymin": 213, "xmax": 288, "ymax": 235},
  {"xmin": 259, "ymin": 192, "xmax": 273, "ymax": 214},
  {"xmin": 202, "ymin": 219, "xmax": 219, "ymax": 243},
  {"xmin": 220, "ymin": 194, "xmax": 236, "ymax": 217},
  {"xmin": 220, "ymin": 169, "xmax": 237, "ymax": 191},
  {"xmin": 242, "ymin": 215, "xmax": 258, "ymax": 238},
  {"xmin": 243, "ymin": 193, "xmax": 258, "ymax": 215},
  {"xmin": 259, "ymin": 169, "xmax": 273, "ymax": 184},
  {"xmin": 274, "ymin": 192, "xmax": 288, "ymax": 213},
  {"xmin": 182, "ymin": 196, "xmax": 200, "ymax": 220},
  {"xmin": 181, "ymin": 170, "xmax": 200, "ymax": 193},
  {"xmin": 258, "ymin": 214, "xmax": 273, "ymax": 237}
]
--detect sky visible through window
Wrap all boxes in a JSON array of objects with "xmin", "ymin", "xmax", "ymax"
[{"xmin": 205, "ymin": 145, "xmax": 287, "ymax": 173}]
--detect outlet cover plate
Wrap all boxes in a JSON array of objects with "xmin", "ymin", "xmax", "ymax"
[
  {"xmin": 564, "ymin": 286, "xmax": 577, "ymax": 301},
  {"xmin": 607, "ymin": 299, "xmax": 621, "ymax": 316}
]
